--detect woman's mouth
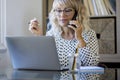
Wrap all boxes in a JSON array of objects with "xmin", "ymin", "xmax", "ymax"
[{"xmin": 60, "ymin": 19, "xmax": 68, "ymax": 23}]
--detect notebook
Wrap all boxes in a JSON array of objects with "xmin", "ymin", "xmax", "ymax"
[
  {"xmin": 80, "ymin": 66, "xmax": 104, "ymax": 73},
  {"xmin": 6, "ymin": 36, "xmax": 66, "ymax": 71}
]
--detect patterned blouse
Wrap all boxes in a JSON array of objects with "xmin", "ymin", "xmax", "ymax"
[{"xmin": 46, "ymin": 29, "xmax": 100, "ymax": 80}]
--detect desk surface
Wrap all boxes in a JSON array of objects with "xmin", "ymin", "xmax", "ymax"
[{"xmin": 0, "ymin": 67, "xmax": 119, "ymax": 80}]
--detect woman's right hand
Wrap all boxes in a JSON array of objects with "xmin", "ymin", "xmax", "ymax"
[{"xmin": 29, "ymin": 18, "xmax": 42, "ymax": 35}]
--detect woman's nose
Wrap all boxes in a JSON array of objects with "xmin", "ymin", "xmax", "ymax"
[{"xmin": 60, "ymin": 12, "xmax": 67, "ymax": 17}]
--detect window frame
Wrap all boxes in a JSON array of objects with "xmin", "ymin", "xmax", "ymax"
[{"xmin": 0, "ymin": 0, "xmax": 6, "ymax": 52}]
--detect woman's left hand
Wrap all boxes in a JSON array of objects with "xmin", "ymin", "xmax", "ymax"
[
  {"xmin": 68, "ymin": 20, "xmax": 83, "ymax": 40},
  {"xmin": 68, "ymin": 20, "xmax": 86, "ymax": 48}
]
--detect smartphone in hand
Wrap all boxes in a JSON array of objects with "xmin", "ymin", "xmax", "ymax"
[
  {"xmin": 69, "ymin": 11, "xmax": 78, "ymax": 28},
  {"xmin": 72, "ymin": 11, "xmax": 77, "ymax": 20}
]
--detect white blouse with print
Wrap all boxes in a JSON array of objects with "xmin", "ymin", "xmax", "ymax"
[
  {"xmin": 46, "ymin": 29, "xmax": 99, "ymax": 68},
  {"xmin": 46, "ymin": 29, "xmax": 100, "ymax": 80}
]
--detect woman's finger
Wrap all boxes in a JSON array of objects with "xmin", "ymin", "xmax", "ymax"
[
  {"xmin": 68, "ymin": 25, "xmax": 76, "ymax": 31},
  {"xmin": 69, "ymin": 20, "xmax": 81, "ymax": 28}
]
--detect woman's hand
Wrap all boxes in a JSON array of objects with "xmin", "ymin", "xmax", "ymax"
[
  {"xmin": 29, "ymin": 18, "xmax": 42, "ymax": 35},
  {"xmin": 68, "ymin": 20, "xmax": 83, "ymax": 39},
  {"xmin": 68, "ymin": 20, "xmax": 86, "ymax": 48}
]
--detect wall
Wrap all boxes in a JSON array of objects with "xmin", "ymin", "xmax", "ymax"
[{"xmin": 6, "ymin": 0, "xmax": 43, "ymax": 36}]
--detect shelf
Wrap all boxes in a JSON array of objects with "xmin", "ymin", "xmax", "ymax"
[
  {"xmin": 84, "ymin": 0, "xmax": 116, "ymax": 17},
  {"xmin": 89, "ymin": 15, "xmax": 116, "ymax": 19},
  {"xmin": 90, "ymin": 17, "xmax": 116, "ymax": 54}
]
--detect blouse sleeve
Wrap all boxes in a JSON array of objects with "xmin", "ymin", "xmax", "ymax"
[{"xmin": 79, "ymin": 29, "xmax": 99, "ymax": 66}]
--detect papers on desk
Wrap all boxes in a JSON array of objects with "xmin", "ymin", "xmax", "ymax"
[{"xmin": 80, "ymin": 66, "xmax": 104, "ymax": 74}]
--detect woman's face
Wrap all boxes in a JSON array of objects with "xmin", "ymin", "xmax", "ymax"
[{"xmin": 55, "ymin": 5, "xmax": 75, "ymax": 27}]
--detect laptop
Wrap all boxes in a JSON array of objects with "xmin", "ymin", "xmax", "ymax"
[{"xmin": 6, "ymin": 36, "xmax": 67, "ymax": 71}]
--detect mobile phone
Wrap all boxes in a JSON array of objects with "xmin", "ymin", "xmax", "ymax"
[
  {"xmin": 69, "ymin": 11, "xmax": 78, "ymax": 28},
  {"xmin": 72, "ymin": 10, "xmax": 78, "ymax": 20}
]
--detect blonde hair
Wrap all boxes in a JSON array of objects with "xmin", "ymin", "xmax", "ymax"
[{"xmin": 48, "ymin": 0, "xmax": 91, "ymax": 35}]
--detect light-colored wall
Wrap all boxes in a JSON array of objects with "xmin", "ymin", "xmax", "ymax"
[{"xmin": 6, "ymin": 0, "xmax": 43, "ymax": 36}]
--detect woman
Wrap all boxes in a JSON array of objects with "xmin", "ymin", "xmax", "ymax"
[{"xmin": 29, "ymin": 0, "xmax": 99, "ymax": 79}]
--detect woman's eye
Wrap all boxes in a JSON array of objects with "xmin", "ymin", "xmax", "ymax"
[
  {"xmin": 56, "ymin": 10, "xmax": 62, "ymax": 13},
  {"xmin": 65, "ymin": 9, "xmax": 72, "ymax": 12}
]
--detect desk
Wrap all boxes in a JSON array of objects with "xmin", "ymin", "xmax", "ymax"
[{"xmin": 0, "ymin": 67, "xmax": 119, "ymax": 80}]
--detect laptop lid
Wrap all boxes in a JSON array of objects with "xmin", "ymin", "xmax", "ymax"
[{"xmin": 6, "ymin": 36, "xmax": 61, "ymax": 71}]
